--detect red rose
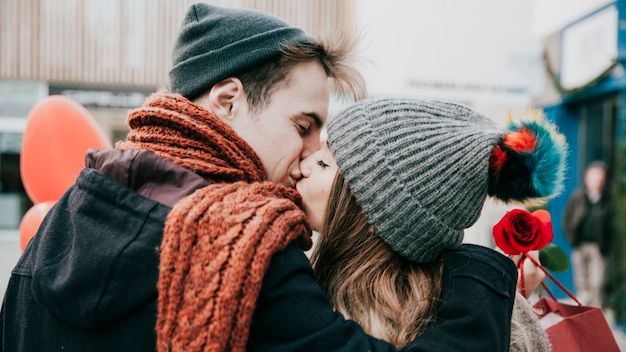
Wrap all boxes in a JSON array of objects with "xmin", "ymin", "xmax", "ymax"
[{"xmin": 492, "ymin": 209, "xmax": 553, "ymax": 255}]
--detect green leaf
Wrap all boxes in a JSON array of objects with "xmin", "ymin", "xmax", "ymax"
[{"xmin": 539, "ymin": 243, "xmax": 570, "ymax": 272}]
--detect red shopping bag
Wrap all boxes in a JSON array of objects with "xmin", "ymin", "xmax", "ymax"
[
  {"xmin": 527, "ymin": 254, "xmax": 620, "ymax": 352},
  {"xmin": 533, "ymin": 296, "xmax": 619, "ymax": 352}
]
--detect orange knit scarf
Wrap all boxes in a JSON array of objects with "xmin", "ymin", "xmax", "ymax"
[
  {"xmin": 117, "ymin": 90, "xmax": 266, "ymax": 184},
  {"xmin": 118, "ymin": 91, "xmax": 312, "ymax": 351}
]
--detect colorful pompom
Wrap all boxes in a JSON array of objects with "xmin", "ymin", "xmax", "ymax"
[{"xmin": 488, "ymin": 109, "xmax": 568, "ymax": 203}]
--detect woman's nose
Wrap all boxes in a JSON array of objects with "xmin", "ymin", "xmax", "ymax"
[{"xmin": 300, "ymin": 164, "xmax": 311, "ymax": 178}]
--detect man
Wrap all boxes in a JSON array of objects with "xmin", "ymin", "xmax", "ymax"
[
  {"xmin": 563, "ymin": 160, "xmax": 612, "ymax": 307},
  {"xmin": 1, "ymin": 4, "xmax": 518, "ymax": 351}
]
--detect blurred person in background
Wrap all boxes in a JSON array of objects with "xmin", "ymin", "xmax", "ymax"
[{"xmin": 563, "ymin": 160, "xmax": 612, "ymax": 307}]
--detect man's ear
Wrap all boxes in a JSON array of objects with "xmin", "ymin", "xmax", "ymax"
[{"xmin": 207, "ymin": 77, "xmax": 246, "ymax": 123}]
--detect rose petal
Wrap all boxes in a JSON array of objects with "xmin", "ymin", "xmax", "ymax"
[
  {"xmin": 533, "ymin": 209, "xmax": 551, "ymax": 223},
  {"xmin": 537, "ymin": 221, "xmax": 553, "ymax": 248},
  {"xmin": 533, "ymin": 209, "xmax": 553, "ymax": 249},
  {"xmin": 493, "ymin": 212, "xmax": 524, "ymax": 255}
]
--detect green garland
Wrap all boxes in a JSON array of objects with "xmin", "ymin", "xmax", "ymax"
[{"xmin": 543, "ymin": 49, "xmax": 620, "ymax": 96}]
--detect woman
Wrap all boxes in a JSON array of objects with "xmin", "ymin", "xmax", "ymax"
[{"xmin": 297, "ymin": 98, "xmax": 565, "ymax": 351}]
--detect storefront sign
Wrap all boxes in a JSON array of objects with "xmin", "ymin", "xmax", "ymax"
[{"xmin": 560, "ymin": 5, "xmax": 618, "ymax": 90}]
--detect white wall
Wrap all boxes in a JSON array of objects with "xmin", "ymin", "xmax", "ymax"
[
  {"xmin": 531, "ymin": 0, "xmax": 614, "ymax": 38},
  {"xmin": 355, "ymin": 0, "xmax": 543, "ymax": 111}
]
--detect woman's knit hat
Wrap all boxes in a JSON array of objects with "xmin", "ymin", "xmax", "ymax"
[
  {"xmin": 169, "ymin": 3, "xmax": 311, "ymax": 101},
  {"xmin": 327, "ymin": 98, "xmax": 567, "ymax": 263}
]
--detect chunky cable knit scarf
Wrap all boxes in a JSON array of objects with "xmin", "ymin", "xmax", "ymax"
[
  {"xmin": 117, "ymin": 91, "xmax": 312, "ymax": 351},
  {"xmin": 117, "ymin": 90, "xmax": 266, "ymax": 183}
]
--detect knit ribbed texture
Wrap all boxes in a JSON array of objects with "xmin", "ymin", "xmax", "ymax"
[
  {"xmin": 510, "ymin": 293, "xmax": 552, "ymax": 352},
  {"xmin": 117, "ymin": 91, "xmax": 312, "ymax": 351},
  {"xmin": 117, "ymin": 90, "xmax": 266, "ymax": 184},
  {"xmin": 158, "ymin": 182, "xmax": 311, "ymax": 351},
  {"xmin": 170, "ymin": 3, "xmax": 311, "ymax": 101},
  {"xmin": 327, "ymin": 98, "xmax": 503, "ymax": 263}
]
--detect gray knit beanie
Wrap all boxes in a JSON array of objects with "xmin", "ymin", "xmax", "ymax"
[
  {"xmin": 327, "ymin": 98, "xmax": 567, "ymax": 263},
  {"xmin": 169, "ymin": 3, "xmax": 311, "ymax": 101}
]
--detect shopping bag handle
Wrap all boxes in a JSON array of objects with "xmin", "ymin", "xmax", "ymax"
[{"xmin": 524, "ymin": 252, "xmax": 582, "ymax": 306}]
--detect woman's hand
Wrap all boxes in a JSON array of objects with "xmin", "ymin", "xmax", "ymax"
[{"xmin": 510, "ymin": 250, "xmax": 544, "ymax": 299}]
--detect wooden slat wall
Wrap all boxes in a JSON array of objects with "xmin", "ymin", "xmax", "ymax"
[{"xmin": 0, "ymin": 0, "xmax": 355, "ymax": 89}]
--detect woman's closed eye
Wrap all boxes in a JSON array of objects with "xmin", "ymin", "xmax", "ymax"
[{"xmin": 316, "ymin": 160, "xmax": 329, "ymax": 168}]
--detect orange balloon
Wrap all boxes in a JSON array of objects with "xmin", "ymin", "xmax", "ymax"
[
  {"xmin": 19, "ymin": 201, "xmax": 55, "ymax": 251},
  {"xmin": 20, "ymin": 95, "xmax": 111, "ymax": 203}
]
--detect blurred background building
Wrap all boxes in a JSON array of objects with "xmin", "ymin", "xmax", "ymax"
[
  {"xmin": 2, "ymin": 0, "xmax": 626, "ymax": 326},
  {"xmin": 0, "ymin": 0, "xmax": 355, "ymax": 225}
]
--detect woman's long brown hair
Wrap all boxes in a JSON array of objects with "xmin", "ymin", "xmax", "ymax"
[{"xmin": 311, "ymin": 173, "xmax": 444, "ymax": 348}]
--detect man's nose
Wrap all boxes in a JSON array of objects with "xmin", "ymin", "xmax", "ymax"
[{"xmin": 301, "ymin": 132, "xmax": 322, "ymax": 160}]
